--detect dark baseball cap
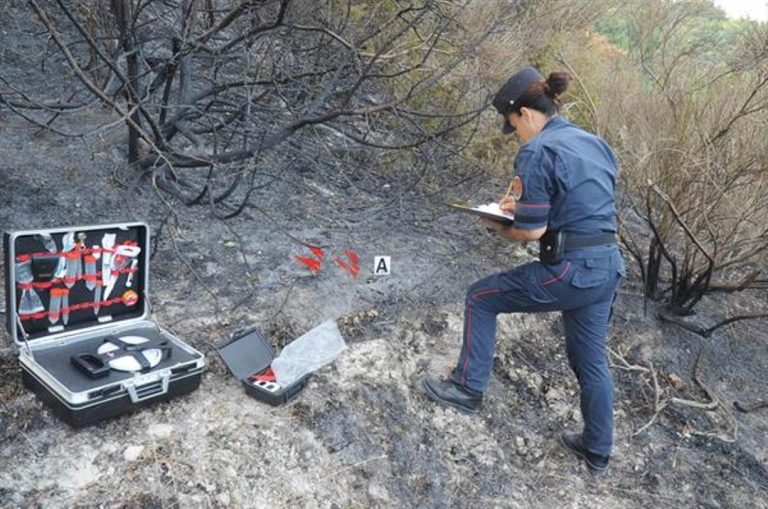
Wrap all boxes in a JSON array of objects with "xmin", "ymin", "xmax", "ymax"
[{"xmin": 492, "ymin": 67, "xmax": 544, "ymax": 134}]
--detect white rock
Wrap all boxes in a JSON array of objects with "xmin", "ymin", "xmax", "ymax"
[
  {"xmin": 548, "ymin": 399, "xmax": 571, "ymax": 417},
  {"xmin": 368, "ymin": 482, "xmax": 388, "ymax": 501},
  {"xmin": 545, "ymin": 387, "xmax": 566, "ymax": 403},
  {"xmin": 124, "ymin": 445, "xmax": 144, "ymax": 461},
  {"xmin": 527, "ymin": 373, "xmax": 544, "ymax": 394},
  {"xmin": 149, "ymin": 424, "xmax": 174, "ymax": 439},
  {"xmin": 59, "ymin": 462, "xmax": 102, "ymax": 489}
]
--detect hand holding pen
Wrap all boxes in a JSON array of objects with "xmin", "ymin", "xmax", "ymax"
[{"xmin": 499, "ymin": 178, "xmax": 518, "ymax": 215}]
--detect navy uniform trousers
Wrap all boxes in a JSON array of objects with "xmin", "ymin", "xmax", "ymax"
[{"xmin": 452, "ymin": 244, "xmax": 624, "ymax": 457}]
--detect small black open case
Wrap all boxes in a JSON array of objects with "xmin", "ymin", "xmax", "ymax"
[
  {"xmin": 3, "ymin": 222, "xmax": 205, "ymax": 427},
  {"xmin": 217, "ymin": 328, "xmax": 309, "ymax": 406}
]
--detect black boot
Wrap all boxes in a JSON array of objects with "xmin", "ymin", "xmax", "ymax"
[
  {"xmin": 560, "ymin": 432, "xmax": 610, "ymax": 475},
  {"xmin": 422, "ymin": 378, "xmax": 482, "ymax": 414}
]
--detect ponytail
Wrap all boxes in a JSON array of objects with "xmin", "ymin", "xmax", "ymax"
[
  {"xmin": 511, "ymin": 70, "xmax": 572, "ymax": 116},
  {"xmin": 544, "ymin": 70, "xmax": 571, "ymax": 102}
]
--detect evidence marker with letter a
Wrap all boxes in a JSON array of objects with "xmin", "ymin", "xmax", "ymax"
[{"xmin": 374, "ymin": 256, "xmax": 391, "ymax": 276}]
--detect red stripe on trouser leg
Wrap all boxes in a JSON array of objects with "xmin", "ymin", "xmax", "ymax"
[
  {"xmin": 461, "ymin": 306, "xmax": 473, "ymax": 385},
  {"xmin": 469, "ymin": 288, "xmax": 503, "ymax": 300},
  {"xmin": 542, "ymin": 262, "xmax": 570, "ymax": 286}
]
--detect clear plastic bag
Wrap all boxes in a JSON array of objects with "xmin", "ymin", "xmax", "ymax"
[
  {"xmin": 16, "ymin": 258, "xmax": 44, "ymax": 314},
  {"xmin": 19, "ymin": 289, "xmax": 44, "ymax": 315},
  {"xmin": 271, "ymin": 319, "xmax": 347, "ymax": 386}
]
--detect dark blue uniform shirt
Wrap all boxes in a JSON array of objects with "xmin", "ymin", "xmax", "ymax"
[{"xmin": 513, "ymin": 116, "xmax": 618, "ymax": 235}]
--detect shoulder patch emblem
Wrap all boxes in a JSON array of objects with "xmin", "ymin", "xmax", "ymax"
[{"xmin": 511, "ymin": 176, "xmax": 523, "ymax": 200}]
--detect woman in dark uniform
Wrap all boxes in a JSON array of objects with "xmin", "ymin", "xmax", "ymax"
[{"xmin": 423, "ymin": 67, "xmax": 625, "ymax": 475}]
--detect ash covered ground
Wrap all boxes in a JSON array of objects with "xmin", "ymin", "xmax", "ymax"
[{"xmin": 2, "ymin": 111, "xmax": 768, "ymax": 508}]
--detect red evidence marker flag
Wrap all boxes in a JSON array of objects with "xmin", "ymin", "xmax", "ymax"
[
  {"xmin": 309, "ymin": 246, "xmax": 325, "ymax": 261},
  {"xmin": 294, "ymin": 255, "xmax": 322, "ymax": 274},
  {"xmin": 344, "ymin": 248, "xmax": 359, "ymax": 265},
  {"xmin": 334, "ymin": 257, "xmax": 360, "ymax": 278}
]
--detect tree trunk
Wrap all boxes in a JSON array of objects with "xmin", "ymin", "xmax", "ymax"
[{"xmin": 111, "ymin": 0, "xmax": 142, "ymax": 164}]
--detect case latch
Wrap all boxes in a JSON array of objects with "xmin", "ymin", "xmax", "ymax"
[{"xmin": 124, "ymin": 369, "xmax": 170, "ymax": 402}]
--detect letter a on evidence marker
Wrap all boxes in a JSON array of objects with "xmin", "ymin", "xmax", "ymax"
[{"xmin": 374, "ymin": 256, "xmax": 391, "ymax": 276}]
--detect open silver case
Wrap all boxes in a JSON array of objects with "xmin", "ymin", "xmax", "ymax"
[{"xmin": 3, "ymin": 222, "xmax": 205, "ymax": 427}]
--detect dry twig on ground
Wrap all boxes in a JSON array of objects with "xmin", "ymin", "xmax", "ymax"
[{"xmin": 609, "ymin": 346, "xmax": 737, "ymax": 442}]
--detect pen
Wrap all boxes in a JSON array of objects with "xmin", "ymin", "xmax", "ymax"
[{"xmin": 502, "ymin": 179, "xmax": 515, "ymax": 202}]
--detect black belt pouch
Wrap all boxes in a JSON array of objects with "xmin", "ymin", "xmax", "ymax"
[{"xmin": 539, "ymin": 230, "xmax": 565, "ymax": 265}]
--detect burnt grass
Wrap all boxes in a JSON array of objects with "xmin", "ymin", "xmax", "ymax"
[{"xmin": 2, "ymin": 10, "xmax": 768, "ymax": 509}]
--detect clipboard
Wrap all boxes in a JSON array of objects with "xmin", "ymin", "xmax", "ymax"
[{"xmin": 450, "ymin": 203, "xmax": 515, "ymax": 225}]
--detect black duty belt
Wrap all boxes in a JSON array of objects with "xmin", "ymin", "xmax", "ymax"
[
  {"xmin": 539, "ymin": 230, "xmax": 616, "ymax": 264},
  {"xmin": 564, "ymin": 231, "xmax": 617, "ymax": 250}
]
